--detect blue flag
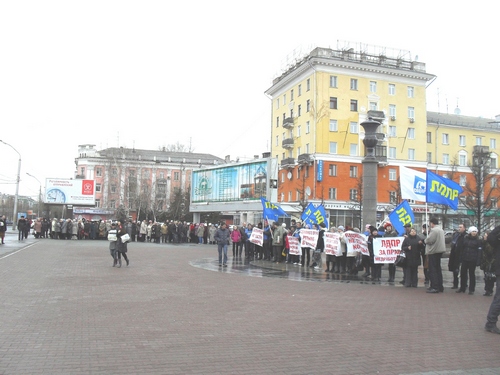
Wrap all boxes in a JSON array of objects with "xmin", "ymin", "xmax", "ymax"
[
  {"xmin": 426, "ymin": 170, "xmax": 463, "ymax": 210},
  {"xmin": 261, "ymin": 197, "xmax": 289, "ymax": 221},
  {"xmin": 301, "ymin": 203, "xmax": 329, "ymax": 228},
  {"xmin": 388, "ymin": 200, "xmax": 415, "ymax": 235}
]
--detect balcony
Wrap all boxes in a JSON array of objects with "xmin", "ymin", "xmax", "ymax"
[
  {"xmin": 281, "ymin": 157, "xmax": 295, "ymax": 169},
  {"xmin": 282, "ymin": 138, "xmax": 294, "ymax": 149},
  {"xmin": 298, "ymin": 153, "xmax": 314, "ymax": 165},
  {"xmin": 283, "ymin": 117, "xmax": 294, "ymax": 129}
]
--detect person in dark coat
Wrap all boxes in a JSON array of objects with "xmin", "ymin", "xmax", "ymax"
[
  {"xmin": 383, "ymin": 222, "xmax": 398, "ymax": 282},
  {"xmin": 115, "ymin": 219, "xmax": 130, "ymax": 268},
  {"xmin": 448, "ymin": 224, "xmax": 466, "ymax": 289},
  {"xmin": 368, "ymin": 226, "xmax": 382, "ymax": 281},
  {"xmin": 456, "ymin": 226, "xmax": 483, "ymax": 295},
  {"xmin": 485, "ymin": 225, "xmax": 500, "ymax": 334},
  {"xmin": 401, "ymin": 227, "xmax": 423, "ymax": 287}
]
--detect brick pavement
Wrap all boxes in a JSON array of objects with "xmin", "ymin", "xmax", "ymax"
[{"xmin": 0, "ymin": 234, "xmax": 499, "ymax": 375}]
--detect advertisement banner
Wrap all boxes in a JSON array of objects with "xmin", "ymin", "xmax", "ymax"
[
  {"xmin": 287, "ymin": 236, "xmax": 301, "ymax": 255},
  {"xmin": 343, "ymin": 231, "xmax": 369, "ymax": 256},
  {"xmin": 45, "ymin": 178, "xmax": 95, "ymax": 205},
  {"xmin": 373, "ymin": 237, "xmax": 404, "ymax": 264},
  {"xmin": 249, "ymin": 227, "xmax": 263, "ymax": 246},
  {"xmin": 324, "ymin": 232, "xmax": 342, "ymax": 256},
  {"xmin": 191, "ymin": 161, "xmax": 268, "ymax": 203}
]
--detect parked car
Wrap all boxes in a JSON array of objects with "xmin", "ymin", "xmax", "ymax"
[{"xmin": 444, "ymin": 230, "xmax": 454, "ymax": 244}]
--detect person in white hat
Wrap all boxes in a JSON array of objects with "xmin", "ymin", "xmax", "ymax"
[{"xmin": 456, "ymin": 226, "xmax": 483, "ymax": 295}]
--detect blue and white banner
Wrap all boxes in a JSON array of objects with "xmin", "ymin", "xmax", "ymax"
[
  {"xmin": 426, "ymin": 170, "xmax": 463, "ymax": 210},
  {"xmin": 388, "ymin": 200, "xmax": 415, "ymax": 235},
  {"xmin": 400, "ymin": 166, "xmax": 426, "ymax": 202}
]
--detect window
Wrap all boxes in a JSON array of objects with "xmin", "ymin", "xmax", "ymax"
[
  {"xmin": 111, "ymin": 185, "xmax": 116, "ymax": 193},
  {"xmin": 369, "ymin": 102, "xmax": 378, "ymax": 110},
  {"xmin": 282, "ymin": 132, "xmax": 285, "ymax": 142},
  {"xmin": 492, "ymin": 177, "xmax": 498, "ymax": 188},
  {"xmin": 370, "ymin": 81, "xmax": 377, "ymax": 93},
  {"xmin": 408, "ymin": 128, "xmax": 415, "ymax": 139},
  {"xmin": 408, "ymin": 148, "xmax": 415, "ymax": 160},
  {"xmin": 281, "ymin": 172, "xmax": 285, "ymax": 183},
  {"xmin": 349, "ymin": 166, "xmax": 358, "ymax": 178},
  {"xmin": 95, "ymin": 199, "xmax": 100, "ymax": 208},
  {"xmin": 460, "ymin": 175, "xmax": 466, "ymax": 187},
  {"xmin": 298, "ymin": 104, "xmax": 301, "ymax": 117},
  {"xmin": 330, "ymin": 97, "xmax": 338, "ymax": 109},
  {"xmin": 389, "ymin": 191, "xmax": 397, "ymax": 204},
  {"xmin": 459, "ymin": 154, "xmax": 467, "ymax": 166},
  {"xmin": 288, "ymin": 191, "xmax": 292, "ymax": 202},
  {"xmin": 297, "ymin": 147, "xmax": 301, "ymax": 156},
  {"xmin": 350, "ymin": 122, "xmax": 358, "ymax": 134},
  {"xmin": 305, "ymin": 143, "xmax": 310, "ymax": 153},
  {"xmin": 306, "ymin": 100, "xmax": 310, "ymax": 112},
  {"xmin": 290, "ymin": 109, "xmax": 294, "ymax": 118},
  {"xmin": 350, "ymin": 144, "xmax": 358, "ymax": 156},
  {"xmin": 407, "ymin": 86, "xmax": 414, "ymax": 98},
  {"xmin": 492, "ymin": 197, "xmax": 498, "ymax": 208},
  {"xmin": 96, "ymin": 168, "xmax": 103, "ymax": 177},
  {"xmin": 329, "ymin": 119, "xmax": 338, "ymax": 132},
  {"xmin": 329, "ymin": 142, "xmax": 337, "ymax": 154},
  {"xmin": 350, "ymin": 78, "xmax": 358, "ymax": 90},
  {"xmin": 305, "ymin": 166, "xmax": 309, "ymax": 178},
  {"xmin": 96, "ymin": 184, "xmax": 101, "ymax": 192},
  {"xmin": 389, "ymin": 169, "xmax": 396, "ymax": 180},
  {"xmin": 276, "ymin": 117, "xmax": 279, "ymax": 128},
  {"xmin": 283, "ymin": 94, "xmax": 286, "ymax": 105},
  {"xmin": 174, "ymin": 171, "xmax": 180, "ymax": 181},
  {"xmin": 129, "ymin": 169, "xmax": 135, "ymax": 177},
  {"xmin": 329, "ymin": 187, "xmax": 337, "ymax": 199},
  {"xmin": 80, "ymin": 167, "xmax": 85, "ymax": 176},
  {"xmin": 491, "ymin": 138, "xmax": 496, "ymax": 149},
  {"xmin": 476, "ymin": 137, "xmax": 482, "ymax": 146},
  {"xmin": 328, "ymin": 164, "xmax": 337, "ymax": 176},
  {"xmin": 389, "ymin": 104, "xmax": 396, "ymax": 117},
  {"xmin": 491, "ymin": 157, "xmax": 498, "ymax": 169},
  {"xmin": 350, "ymin": 99, "xmax": 358, "ymax": 111},
  {"xmin": 306, "ymin": 121, "xmax": 310, "ymax": 134},
  {"xmin": 349, "ymin": 189, "xmax": 358, "ymax": 201},
  {"xmin": 297, "ymin": 168, "xmax": 301, "ymax": 179},
  {"xmin": 306, "ymin": 79, "xmax": 310, "ymax": 91},
  {"xmin": 298, "ymin": 84, "xmax": 302, "ymax": 96},
  {"xmin": 442, "ymin": 133, "xmax": 449, "ymax": 145},
  {"xmin": 112, "ymin": 168, "xmax": 117, "ymax": 176},
  {"xmin": 290, "ymin": 89, "xmax": 294, "ymax": 101},
  {"xmin": 427, "ymin": 132, "xmax": 432, "ymax": 143},
  {"xmin": 297, "ymin": 125, "xmax": 301, "ymax": 137},
  {"xmin": 408, "ymin": 107, "xmax": 415, "ymax": 119},
  {"xmin": 388, "ymin": 84, "xmax": 396, "ymax": 95},
  {"xmin": 427, "ymin": 152, "xmax": 432, "ymax": 163},
  {"xmin": 276, "ymin": 98, "xmax": 280, "ymax": 109},
  {"xmin": 110, "ymin": 200, "xmax": 116, "ymax": 209},
  {"xmin": 459, "ymin": 135, "xmax": 466, "ymax": 146},
  {"xmin": 275, "ymin": 135, "xmax": 278, "ymax": 146},
  {"xmin": 443, "ymin": 153, "xmax": 449, "ymax": 165},
  {"xmin": 330, "ymin": 76, "xmax": 337, "ymax": 88},
  {"xmin": 389, "ymin": 147, "xmax": 396, "ymax": 159},
  {"xmin": 389, "ymin": 126, "xmax": 397, "ymax": 137}
]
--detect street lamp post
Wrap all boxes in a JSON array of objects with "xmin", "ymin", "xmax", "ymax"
[
  {"xmin": 0, "ymin": 140, "xmax": 21, "ymax": 230},
  {"xmin": 26, "ymin": 173, "xmax": 42, "ymax": 218}
]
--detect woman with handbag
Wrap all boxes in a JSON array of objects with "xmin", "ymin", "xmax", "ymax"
[
  {"xmin": 115, "ymin": 219, "xmax": 130, "ymax": 268},
  {"xmin": 401, "ymin": 228, "xmax": 423, "ymax": 287}
]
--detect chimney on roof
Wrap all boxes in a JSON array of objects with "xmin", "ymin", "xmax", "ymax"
[{"xmin": 225, "ymin": 155, "xmax": 231, "ymax": 163}]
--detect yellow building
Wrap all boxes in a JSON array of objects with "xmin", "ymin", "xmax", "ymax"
[{"xmin": 265, "ymin": 43, "xmax": 435, "ymax": 227}]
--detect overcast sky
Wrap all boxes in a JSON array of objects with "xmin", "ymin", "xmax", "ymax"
[{"xmin": 1, "ymin": 1, "xmax": 498, "ymax": 198}]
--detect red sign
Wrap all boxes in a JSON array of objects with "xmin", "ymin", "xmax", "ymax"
[{"xmin": 82, "ymin": 180, "xmax": 94, "ymax": 195}]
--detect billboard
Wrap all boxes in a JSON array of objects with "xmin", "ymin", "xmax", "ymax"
[
  {"xmin": 45, "ymin": 178, "xmax": 95, "ymax": 205},
  {"xmin": 191, "ymin": 161, "xmax": 267, "ymax": 203}
]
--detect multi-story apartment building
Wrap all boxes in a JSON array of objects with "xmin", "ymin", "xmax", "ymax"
[
  {"xmin": 74, "ymin": 144, "xmax": 224, "ymax": 221},
  {"xmin": 265, "ymin": 43, "xmax": 499, "ymax": 229}
]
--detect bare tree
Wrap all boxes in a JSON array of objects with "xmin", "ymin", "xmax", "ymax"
[{"xmin": 159, "ymin": 142, "xmax": 193, "ymax": 153}]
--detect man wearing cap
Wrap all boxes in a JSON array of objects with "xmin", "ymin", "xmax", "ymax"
[{"xmin": 425, "ymin": 218, "xmax": 446, "ymax": 293}]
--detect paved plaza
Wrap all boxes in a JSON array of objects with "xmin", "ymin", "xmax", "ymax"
[{"xmin": 0, "ymin": 232, "xmax": 499, "ymax": 375}]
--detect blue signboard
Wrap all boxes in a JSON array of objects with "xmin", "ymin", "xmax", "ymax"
[{"xmin": 317, "ymin": 160, "xmax": 323, "ymax": 182}]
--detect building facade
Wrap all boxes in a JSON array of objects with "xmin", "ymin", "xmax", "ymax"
[
  {"xmin": 74, "ymin": 144, "xmax": 224, "ymax": 221},
  {"xmin": 265, "ymin": 43, "xmax": 499, "ymax": 229}
]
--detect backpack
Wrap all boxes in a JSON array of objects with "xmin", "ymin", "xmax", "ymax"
[{"xmin": 486, "ymin": 225, "xmax": 500, "ymax": 247}]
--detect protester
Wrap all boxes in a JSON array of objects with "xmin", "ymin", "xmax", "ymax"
[
  {"xmin": 456, "ymin": 226, "xmax": 483, "ymax": 295},
  {"xmin": 449, "ymin": 224, "xmax": 466, "ymax": 289},
  {"xmin": 485, "ymin": 225, "xmax": 500, "ymax": 334},
  {"xmin": 401, "ymin": 227, "xmax": 423, "ymax": 287},
  {"xmin": 214, "ymin": 222, "xmax": 230, "ymax": 267},
  {"xmin": 231, "ymin": 225, "xmax": 241, "ymax": 257},
  {"xmin": 383, "ymin": 222, "xmax": 398, "ymax": 282},
  {"xmin": 425, "ymin": 218, "xmax": 446, "ymax": 294}
]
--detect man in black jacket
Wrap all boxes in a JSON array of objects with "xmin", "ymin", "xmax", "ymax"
[
  {"xmin": 449, "ymin": 223, "xmax": 466, "ymax": 289},
  {"xmin": 485, "ymin": 225, "xmax": 500, "ymax": 334}
]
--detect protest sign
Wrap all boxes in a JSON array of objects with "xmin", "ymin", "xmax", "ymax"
[
  {"xmin": 343, "ymin": 231, "xmax": 369, "ymax": 256},
  {"xmin": 287, "ymin": 236, "xmax": 301, "ymax": 255},
  {"xmin": 300, "ymin": 229, "xmax": 319, "ymax": 248},
  {"xmin": 373, "ymin": 237, "xmax": 404, "ymax": 264},
  {"xmin": 249, "ymin": 227, "xmax": 263, "ymax": 247},
  {"xmin": 324, "ymin": 232, "xmax": 342, "ymax": 256}
]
